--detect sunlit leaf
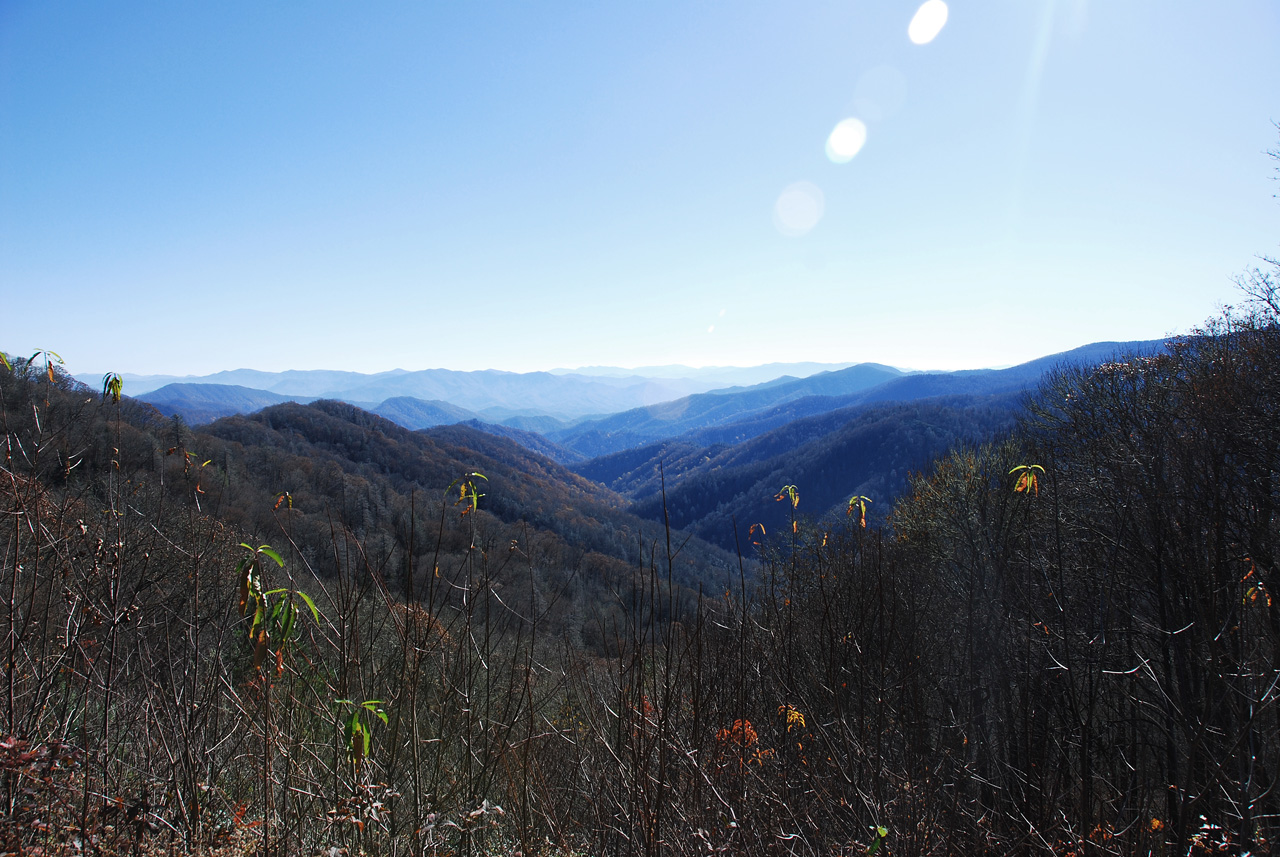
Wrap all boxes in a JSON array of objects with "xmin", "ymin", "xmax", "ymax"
[
  {"xmin": 297, "ymin": 590, "xmax": 321, "ymax": 625},
  {"xmin": 847, "ymin": 495, "xmax": 872, "ymax": 528},
  {"xmin": 363, "ymin": 700, "xmax": 389, "ymax": 725},
  {"xmin": 867, "ymin": 824, "xmax": 889, "ymax": 856},
  {"xmin": 1010, "ymin": 464, "xmax": 1044, "ymax": 497},
  {"xmin": 102, "ymin": 372, "xmax": 123, "ymax": 404},
  {"xmin": 774, "ymin": 484, "xmax": 800, "ymax": 508}
]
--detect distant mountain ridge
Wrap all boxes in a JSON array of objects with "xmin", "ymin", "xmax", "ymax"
[
  {"xmin": 548, "ymin": 361, "xmax": 858, "ymax": 387},
  {"xmin": 90, "ymin": 342, "xmax": 1163, "ymax": 441},
  {"xmin": 88, "ymin": 367, "xmax": 752, "ymax": 420},
  {"xmin": 138, "ymin": 383, "xmax": 316, "ymax": 424},
  {"xmin": 543, "ymin": 363, "xmax": 908, "ymax": 457},
  {"xmin": 546, "ymin": 341, "xmax": 1163, "ymax": 457},
  {"xmin": 372, "ymin": 397, "xmax": 480, "ymax": 429}
]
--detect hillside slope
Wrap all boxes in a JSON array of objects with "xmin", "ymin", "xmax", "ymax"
[
  {"xmin": 199, "ymin": 401, "xmax": 736, "ymax": 590},
  {"xmin": 575, "ymin": 394, "xmax": 1022, "ymax": 549}
]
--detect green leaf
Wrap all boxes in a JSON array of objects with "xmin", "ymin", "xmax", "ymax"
[
  {"xmin": 280, "ymin": 602, "xmax": 296, "ymax": 641},
  {"xmin": 258, "ymin": 546, "xmax": 285, "ymax": 567},
  {"xmin": 347, "ymin": 710, "xmax": 361, "ymax": 740},
  {"xmin": 101, "ymin": 373, "xmax": 123, "ymax": 404},
  {"xmin": 297, "ymin": 590, "xmax": 321, "ymax": 625}
]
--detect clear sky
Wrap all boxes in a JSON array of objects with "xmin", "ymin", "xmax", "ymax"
[{"xmin": 2, "ymin": 1, "xmax": 1278, "ymax": 376}]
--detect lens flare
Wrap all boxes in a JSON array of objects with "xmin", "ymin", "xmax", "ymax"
[
  {"xmin": 908, "ymin": 0, "xmax": 948, "ymax": 45},
  {"xmin": 825, "ymin": 118, "xmax": 867, "ymax": 163},
  {"xmin": 773, "ymin": 182, "xmax": 825, "ymax": 237}
]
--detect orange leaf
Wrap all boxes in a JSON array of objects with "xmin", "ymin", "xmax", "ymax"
[{"xmin": 252, "ymin": 630, "xmax": 269, "ymax": 669}]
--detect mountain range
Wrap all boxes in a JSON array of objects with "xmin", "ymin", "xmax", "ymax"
[
  {"xmin": 93, "ymin": 342, "xmax": 1159, "ymax": 451},
  {"xmin": 94, "ymin": 363, "xmax": 862, "ymax": 422},
  {"xmin": 86, "ymin": 338, "xmax": 1167, "ymax": 552}
]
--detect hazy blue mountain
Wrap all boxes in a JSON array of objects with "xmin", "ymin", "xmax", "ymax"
[
  {"xmin": 138, "ymin": 383, "xmax": 313, "ymax": 424},
  {"xmin": 550, "ymin": 343, "xmax": 1163, "ymax": 457},
  {"xmin": 547, "ymin": 363, "xmax": 907, "ymax": 455},
  {"xmin": 373, "ymin": 397, "xmax": 480, "ymax": 430},
  {"xmin": 85, "ymin": 367, "xmax": 728, "ymax": 420},
  {"xmin": 499, "ymin": 414, "xmax": 572, "ymax": 434},
  {"xmin": 95, "ymin": 373, "xmax": 187, "ymax": 396},
  {"xmin": 841, "ymin": 340, "xmax": 1165, "ymax": 408},
  {"xmin": 550, "ymin": 362, "xmax": 858, "ymax": 388},
  {"xmin": 87, "ymin": 341, "xmax": 1160, "ymax": 438},
  {"xmin": 83, "ymin": 362, "xmax": 861, "ymax": 414}
]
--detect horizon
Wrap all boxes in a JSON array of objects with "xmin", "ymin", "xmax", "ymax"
[
  {"xmin": 3, "ymin": 2, "xmax": 1279, "ymax": 376},
  {"xmin": 67, "ymin": 331, "xmax": 1161, "ymax": 398}
]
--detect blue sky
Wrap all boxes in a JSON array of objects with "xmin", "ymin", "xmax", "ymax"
[{"xmin": 2, "ymin": 1, "xmax": 1278, "ymax": 376}]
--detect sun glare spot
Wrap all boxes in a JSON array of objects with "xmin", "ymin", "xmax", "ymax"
[
  {"xmin": 708, "ymin": 325, "xmax": 716, "ymax": 334},
  {"xmin": 773, "ymin": 181, "xmax": 825, "ymax": 237},
  {"xmin": 825, "ymin": 118, "xmax": 867, "ymax": 163},
  {"xmin": 908, "ymin": 0, "xmax": 948, "ymax": 45}
]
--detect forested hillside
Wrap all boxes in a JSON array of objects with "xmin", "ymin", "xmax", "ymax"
[
  {"xmin": 2, "ymin": 278, "xmax": 1278, "ymax": 855},
  {"xmin": 576, "ymin": 393, "xmax": 1023, "ymax": 547}
]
